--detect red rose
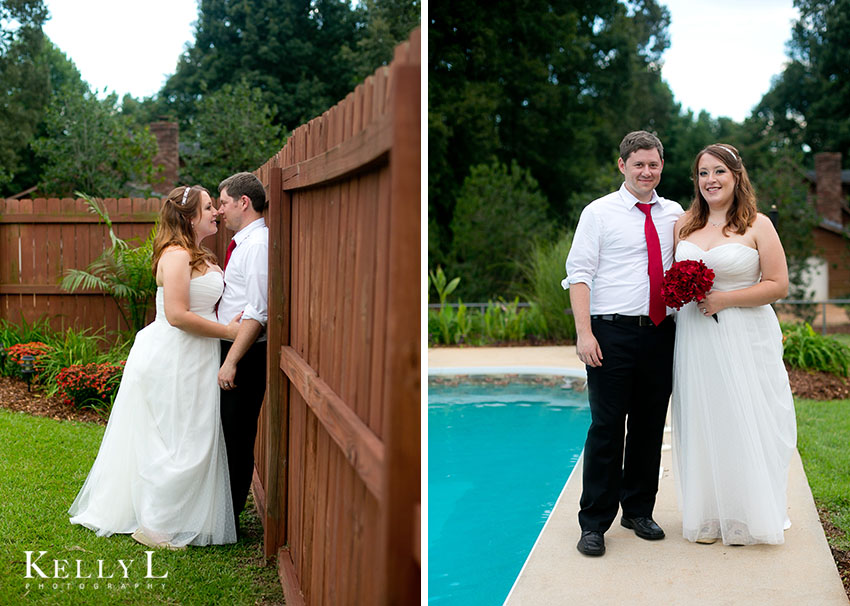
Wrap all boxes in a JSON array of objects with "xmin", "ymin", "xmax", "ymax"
[{"xmin": 660, "ymin": 260, "xmax": 716, "ymax": 316}]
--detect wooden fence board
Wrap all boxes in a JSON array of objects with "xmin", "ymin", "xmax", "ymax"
[{"xmin": 0, "ymin": 197, "xmax": 165, "ymax": 333}]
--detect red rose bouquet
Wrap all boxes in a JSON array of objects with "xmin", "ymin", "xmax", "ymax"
[{"xmin": 660, "ymin": 259, "xmax": 718, "ymax": 322}]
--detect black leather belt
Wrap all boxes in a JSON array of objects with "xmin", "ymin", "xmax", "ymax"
[{"xmin": 590, "ymin": 314, "xmax": 658, "ymax": 326}]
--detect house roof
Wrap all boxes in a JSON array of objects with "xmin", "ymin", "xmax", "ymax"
[{"xmin": 804, "ymin": 169, "xmax": 850, "ymax": 184}]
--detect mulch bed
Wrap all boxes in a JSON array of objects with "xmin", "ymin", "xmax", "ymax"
[
  {"xmin": 0, "ymin": 376, "xmax": 106, "ymax": 425},
  {"xmin": 2, "ymin": 367, "xmax": 849, "ymax": 597},
  {"xmin": 784, "ymin": 362, "xmax": 850, "ymax": 400},
  {"xmin": 818, "ymin": 505, "xmax": 850, "ymax": 597}
]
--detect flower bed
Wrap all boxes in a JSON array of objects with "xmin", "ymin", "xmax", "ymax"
[{"xmin": 56, "ymin": 361, "xmax": 125, "ymax": 409}]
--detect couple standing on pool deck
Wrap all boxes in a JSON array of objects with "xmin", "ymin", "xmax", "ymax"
[{"xmin": 563, "ymin": 131, "xmax": 796, "ymax": 556}]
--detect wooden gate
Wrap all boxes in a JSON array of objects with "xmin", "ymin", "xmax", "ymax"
[{"xmin": 253, "ymin": 29, "xmax": 420, "ymax": 605}]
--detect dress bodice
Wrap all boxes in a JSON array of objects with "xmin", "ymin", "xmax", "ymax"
[
  {"xmin": 155, "ymin": 271, "xmax": 224, "ymax": 322},
  {"xmin": 675, "ymin": 241, "xmax": 761, "ymax": 292}
]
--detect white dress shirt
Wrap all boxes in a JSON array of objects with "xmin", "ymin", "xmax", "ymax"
[
  {"xmin": 217, "ymin": 218, "xmax": 269, "ymax": 341},
  {"xmin": 563, "ymin": 183, "xmax": 684, "ymax": 317}
]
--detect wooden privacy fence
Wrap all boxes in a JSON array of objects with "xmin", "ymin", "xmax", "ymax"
[
  {"xmin": 253, "ymin": 29, "xmax": 420, "ymax": 605},
  {"xmin": 0, "ymin": 198, "xmax": 231, "ymax": 333}
]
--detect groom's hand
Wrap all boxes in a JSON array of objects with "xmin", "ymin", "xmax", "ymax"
[
  {"xmin": 576, "ymin": 331, "xmax": 603, "ymax": 367},
  {"xmin": 218, "ymin": 361, "xmax": 237, "ymax": 390}
]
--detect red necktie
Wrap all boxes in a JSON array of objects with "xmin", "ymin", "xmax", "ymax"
[
  {"xmin": 223, "ymin": 240, "xmax": 236, "ymax": 270},
  {"xmin": 635, "ymin": 203, "xmax": 666, "ymax": 326}
]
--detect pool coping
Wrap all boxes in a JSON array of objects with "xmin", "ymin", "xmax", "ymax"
[
  {"xmin": 428, "ymin": 345, "xmax": 850, "ymax": 606},
  {"xmin": 427, "ymin": 365, "xmax": 586, "ymax": 378}
]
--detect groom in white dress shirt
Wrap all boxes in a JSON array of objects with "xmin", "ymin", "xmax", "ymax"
[
  {"xmin": 563, "ymin": 131, "xmax": 683, "ymax": 557},
  {"xmin": 215, "ymin": 172, "xmax": 269, "ymax": 534}
]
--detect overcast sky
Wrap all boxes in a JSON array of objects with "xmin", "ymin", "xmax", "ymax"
[
  {"xmin": 42, "ymin": 0, "xmax": 798, "ymax": 122},
  {"xmin": 659, "ymin": 0, "xmax": 798, "ymax": 121},
  {"xmin": 42, "ymin": 0, "xmax": 198, "ymax": 100}
]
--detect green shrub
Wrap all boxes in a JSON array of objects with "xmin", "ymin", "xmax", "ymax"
[
  {"xmin": 39, "ymin": 327, "xmax": 112, "ymax": 396},
  {"xmin": 782, "ymin": 322, "xmax": 850, "ymax": 377},
  {"xmin": 55, "ymin": 361, "xmax": 124, "ymax": 412},
  {"xmin": 427, "ymin": 267, "xmax": 549, "ymax": 346},
  {"xmin": 0, "ymin": 319, "xmax": 133, "ymax": 409},
  {"xmin": 3, "ymin": 342, "xmax": 51, "ymax": 382},
  {"xmin": 521, "ymin": 231, "xmax": 576, "ymax": 340},
  {"xmin": 0, "ymin": 317, "xmax": 54, "ymax": 363},
  {"xmin": 428, "ymin": 266, "xmax": 462, "ymax": 345},
  {"xmin": 483, "ymin": 298, "xmax": 547, "ymax": 342},
  {"xmin": 448, "ymin": 159, "xmax": 555, "ymax": 300}
]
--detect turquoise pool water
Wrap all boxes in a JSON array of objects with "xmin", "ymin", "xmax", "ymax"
[{"xmin": 428, "ymin": 381, "xmax": 591, "ymax": 605}]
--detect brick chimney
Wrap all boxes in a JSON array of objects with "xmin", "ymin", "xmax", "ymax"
[
  {"xmin": 150, "ymin": 121, "xmax": 179, "ymax": 195},
  {"xmin": 815, "ymin": 152, "xmax": 843, "ymax": 227}
]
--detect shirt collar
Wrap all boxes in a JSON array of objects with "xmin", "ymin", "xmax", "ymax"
[
  {"xmin": 618, "ymin": 182, "xmax": 661, "ymax": 209},
  {"xmin": 231, "ymin": 217, "xmax": 266, "ymax": 245}
]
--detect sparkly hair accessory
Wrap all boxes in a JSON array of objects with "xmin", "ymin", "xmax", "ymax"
[
  {"xmin": 180, "ymin": 186, "xmax": 191, "ymax": 206},
  {"xmin": 717, "ymin": 145, "xmax": 738, "ymax": 161}
]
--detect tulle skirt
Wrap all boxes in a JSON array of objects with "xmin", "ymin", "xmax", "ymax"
[
  {"xmin": 672, "ymin": 301, "xmax": 796, "ymax": 545},
  {"xmin": 69, "ymin": 314, "xmax": 236, "ymax": 547}
]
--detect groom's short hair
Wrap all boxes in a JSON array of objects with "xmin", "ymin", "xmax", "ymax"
[
  {"xmin": 218, "ymin": 172, "xmax": 267, "ymax": 212},
  {"xmin": 619, "ymin": 130, "xmax": 664, "ymax": 162}
]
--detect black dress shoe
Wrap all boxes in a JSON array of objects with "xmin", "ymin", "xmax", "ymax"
[
  {"xmin": 576, "ymin": 530, "xmax": 605, "ymax": 556},
  {"xmin": 620, "ymin": 516, "xmax": 665, "ymax": 540}
]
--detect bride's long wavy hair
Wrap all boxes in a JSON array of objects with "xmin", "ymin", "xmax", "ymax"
[
  {"xmin": 678, "ymin": 143, "xmax": 758, "ymax": 240},
  {"xmin": 152, "ymin": 185, "xmax": 218, "ymax": 276}
]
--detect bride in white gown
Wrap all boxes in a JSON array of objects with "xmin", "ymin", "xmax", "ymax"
[
  {"xmin": 69, "ymin": 185, "xmax": 242, "ymax": 549},
  {"xmin": 671, "ymin": 144, "xmax": 796, "ymax": 546}
]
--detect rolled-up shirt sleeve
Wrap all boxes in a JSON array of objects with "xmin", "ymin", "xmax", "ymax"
[
  {"xmin": 562, "ymin": 207, "xmax": 599, "ymax": 290},
  {"xmin": 238, "ymin": 241, "xmax": 269, "ymax": 326}
]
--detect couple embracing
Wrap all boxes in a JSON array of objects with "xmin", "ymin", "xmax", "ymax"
[
  {"xmin": 68, "ymin": 172, "xmax": 269, "ymax": 549},
  {"xmin": 563, "ymin": 131, "xmax": 796, "ymax": 556}
]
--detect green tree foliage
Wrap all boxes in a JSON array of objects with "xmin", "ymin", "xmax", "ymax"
[
  {"xmin": 751, "ymin": 150, "xmax": 819, "ymax": 299},
  {"xmin": 521, "ymin": 231, "xmax": 576, "ymax": 340},
  {"xmin": 429, "ymin": 0, "xmax": 675, "ymax": 257},
  {"xmin": 32, "ymin": 85, "xmax": 158, "ymax": 197},
  {"xmin": 449, "ymin": 160, "xmax": 555, "ymax": 300},
  {"xmin": 0, "ymin": 0, "xmax": 49, "ymax": 194},
  {"xmin": 7, "ymin": 40, "xmax": 89, "ymax": 194},
  {"xmin": 340, "ymin": 0, "xmax": 421, "ymax": 85},
  {"xmin": 754, "ymin": 0, "xmax": 850, "ymax": 158},
  {"xmin": 160, "ymin": 0, "xmax": 367, "ymax": 134},
  {"xmin": 181, "ymin": 80, "xmax": 287, "ymax": 192}
]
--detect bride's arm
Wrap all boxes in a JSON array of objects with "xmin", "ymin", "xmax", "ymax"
[
  {"xmin": 673, "ymin": 214, "xmax": 686, "ymax": 249},
  {"xmin": 701, "ymin": 214, "xmax": 789, "ymax": 313},
  {"xmin": 160, "ymin": 249, "xmax": 242, "ymax": 339}
]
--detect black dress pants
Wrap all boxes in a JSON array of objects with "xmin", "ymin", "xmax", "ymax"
[
  {"xmin": 220, "ymin": 339, "xmax": 267, "ymax": 525},
  {"xmin": 578, "ymin": 316, "xmax": 675, "ymax": 532}
]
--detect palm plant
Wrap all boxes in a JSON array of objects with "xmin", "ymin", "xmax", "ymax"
[{"xmin": 60, "ymin": 192, "xmax": 158, "ymax": 334}]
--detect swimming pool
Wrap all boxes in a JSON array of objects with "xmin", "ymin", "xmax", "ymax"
[{"xmin": 428, "ymin": 379, "xmax": 591, "ymax": 605}]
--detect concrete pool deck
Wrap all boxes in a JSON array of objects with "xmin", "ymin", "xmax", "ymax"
[{"xmin": 428, "ymin": 345, "xmax": 849, "ymax": 606}]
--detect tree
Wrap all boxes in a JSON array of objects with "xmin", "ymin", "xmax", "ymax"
[
  {"xmin": 6, "ymin": 40, "xmax": 89, "ymax": 194},
  {"xmin": 341, "ymin": 0, "xmax": 421, "ymax": 85},
  {"xmin": 181, "ymin": 79, "xmax": 287, "ymax": 192},
  {"xmin": 754, "ymin": 0, "xmax": 850, "ymax": 159},
  {"xmin": 449, "ymin": 159, "xmax": 554, "ymax": 300},
  {"xmin": 159, "ymin": 0, "xmax": 370, "ymax": 135},
  {"xmin": 750, "ymin": 150, "xmax": 818, "ymax": 299},
  {"xmin": 32, "ymin": 85, "xmax": 158, "ymax": 197},
  {"xmin": 429, "ymin": 0, "xmax": 675, "ymax": 262},
  {"xmin": 0, "ymin": 0, "xmax": 49, "ymax": 194}
]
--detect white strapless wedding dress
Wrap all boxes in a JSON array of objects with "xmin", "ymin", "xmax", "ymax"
[
  {"xmin": 69, "ymin": 272, "xmax": 236, "ymax": 547},
  {"xmin": 672, "ymin": 241, "xmax": 796, "ymax": 545}
]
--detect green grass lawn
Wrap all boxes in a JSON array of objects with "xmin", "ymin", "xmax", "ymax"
[
  {"xmin": 796, "ymin": 397, "xmax": 850, "ymax": 551},
  {"xmin": 0, "ymin": 408, "xmax": 285, "ymax": 605}
]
